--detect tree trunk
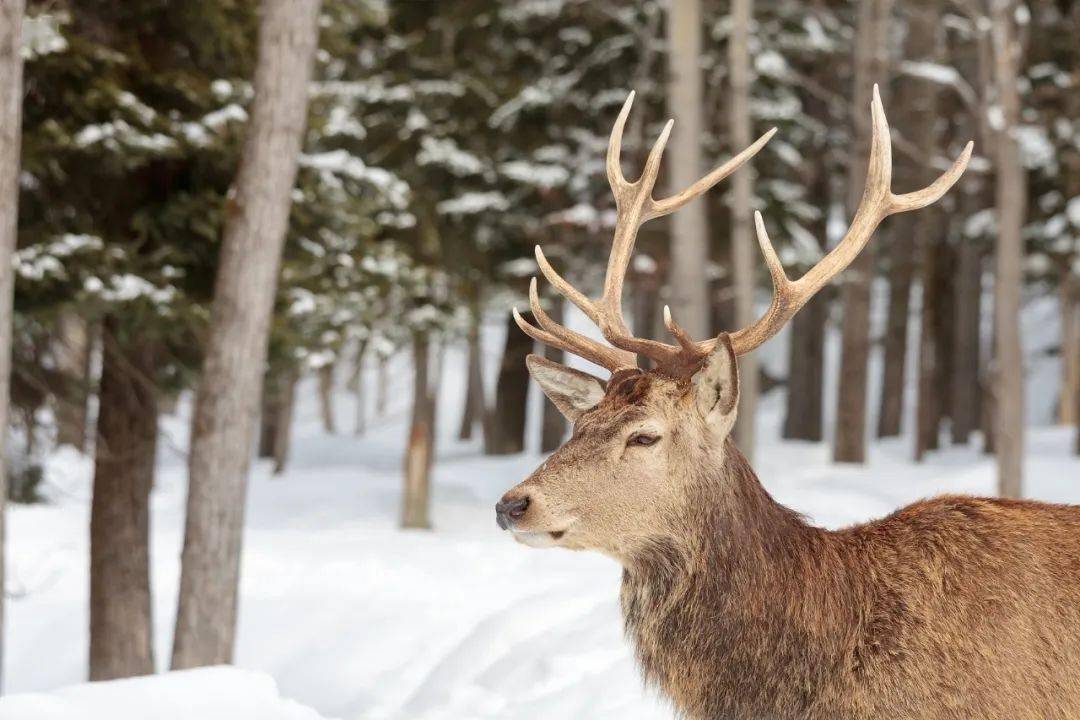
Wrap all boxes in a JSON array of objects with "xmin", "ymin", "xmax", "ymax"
[
  {"xmin": 1057, "ymin": 265, "xmax": 1078, "ymax": 426},
  {"xmin": 487, "ymin": 311, "xmax": 533, "ymax": 455},
  {"xmin": 833, "ymin": 0, "xmax": 893, "ymax": 463},
  {"xmin": 878, "ymin": 0, "xmax": 943, "ymax": 440},
  {"xmin": 877, "ymin": 211, "xmax": 915, "ymax": 439},
  {"xmin": 402, "ymin": 332, "xmax": 434, "ymax": 529},
  {"xmin": 172, "ymin": 0, "xmax": 321, "ymax": 670},
  {"xmin": 783, "ymin": 55, "xmax": 831, "ymax": 443},
  {"xmin": 375, "ymin": 353, "xmax": 389, "ymax": 418},
  {"xmin": 351, "ymin": 340, "xmax": 367, "ymax": 437},
  {"xmin": 915, "ymin": 221, "xmax": 947, "ymax": 459},
  {"xmin": 459, "ymin": 319, "xmax": 484, "ymax": 441},
  {"xmin": 259, "ymin": 365, "xmax": 298, "ymax": 473},
  {"xmin": 951, "ymin": 239, "xmax": 983, "ymax": 444},
  {"xmin": 989, "ymin": 0, "xmax": 1026, "ymax": 499},
  {"xmin": 540, "ymin": 297, "xmax": 567, "ymax": 453},
  {"xmin": 783, "ymin": 291, "xmax": 828, "ymax": 441},
  {"xmin": 54, "ymin": 311, "xmax": 91, "ymax": 450},
  {"xmin": 90, "ymin": 320, "xmax": 157, "ymax": 680},
  {"xmin": 317, "ymin": 362, "xmax": 336, "ymax": 435},
  {"xmin": 728, "ymin": 0, "xmax": 757, "ymax": 459},
  {"xmin": 665, "ymin": 0, "xmax": 710, "ymax": 340},
  {"xmin": 0, "ymin": 0, "xmax": 26, "ymax": 691}
]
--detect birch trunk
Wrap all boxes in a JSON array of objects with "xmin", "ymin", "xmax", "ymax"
[
  {"xmin": 89, "ymin": 321, "xmax": 157, "ymax": 680},
  {"xmin": 728, "ymin": 0, "xmax": 756, "ymax": 459},
  {"xmin": 989, "ymin": 0, "xmax": 1026, "ymax": 498},
  {"xmin": 172, "ymin": 0, "xmax": 321, "ymax": 669},
  {"xmin": 0, "ymin": 0, "xmax": 26, "ymax": 691},
  {"xmin": 665, "ymin": 0, "xmax": 710, "ymax": 339},
  {"xmin": 833, "ymin": 0, "xmax": 893, "ymax": 463}
]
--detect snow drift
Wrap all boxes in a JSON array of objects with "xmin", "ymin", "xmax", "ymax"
[{"xmin": 0, "ymin": 667, "xmax": 331, "ymax": 720}]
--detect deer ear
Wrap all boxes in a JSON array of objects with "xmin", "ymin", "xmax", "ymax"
[
  {"xmin": 526, "ymin": 354, "xmax": 606, "ymax": 422},
  {"xmin": 691, "ymin": 333, "xmax": 739, "ymax": 435}
]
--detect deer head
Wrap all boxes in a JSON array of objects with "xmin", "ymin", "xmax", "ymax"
[{"xmin": 496, "ymin": 87, "xmax": 971, "ymax": 563}]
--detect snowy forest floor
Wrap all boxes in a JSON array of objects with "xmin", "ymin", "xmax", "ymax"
[{"xmin": 6, "ymin": 299, "xmax": 1079, "ymax": 720}]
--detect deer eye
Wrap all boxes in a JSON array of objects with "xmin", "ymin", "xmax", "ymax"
[{"xmin": 628, "ymin": 432, "xmax": 660, "ymax": 447}]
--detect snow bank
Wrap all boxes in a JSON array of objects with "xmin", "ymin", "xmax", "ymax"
[{"xmin": 0, "ymin": 667, "xmax": 331, "ymax": 720}]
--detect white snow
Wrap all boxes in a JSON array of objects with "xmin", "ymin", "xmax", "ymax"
[
  {"xmin": 417, "ymin": 137, "xmax": 485, "ymax": 176},
  {"xmin": 0, "ymin": 667, "xmax": 330, "ymax": 720},
  {"xmin": 436, "ymin": 191, "xmax": 509, "ymax": 216},
  {"xmin": 5, "ymin": 303, "xmax": 1077, "ymax": 719}
]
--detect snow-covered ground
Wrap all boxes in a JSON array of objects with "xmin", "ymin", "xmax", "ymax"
[
  {"xmin": 5, "ymin": 299, "xmax": 1077, "ymax": 719},
  {"xmin": 0, "ymin": 667, "xmax": 329, "ymax": 720}
]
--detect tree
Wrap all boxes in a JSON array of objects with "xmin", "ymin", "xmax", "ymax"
[
  {"xmin": 89, "ymin": 319, "xmax": 156, "ymax": 680},
  {"xmin": 0, "ymin": 0, "xmax": 26, "ymax": 693},
  {"xmin": 402, "ymin": 329, "xmax": 435, "ymax": 529},
  {"xmin": 833, "ymin": 0, "xmax": 893, "ymax": 463},
  {"xmin": 172, "ymin": 0, "xmax": 322, "ymax": 669},
  {"xmin": 488, "ymin": 312, "xmax": 534, "ymax": 455},
  {"xmin": 666, "ymin": 0, "xmax": 710, "ymax": 340},
  {"xmin": 988, "ymin": 0, "xmax": 1025, "ymax": 498},
  {"xmin": 878, "ymin": 0, "xmax": 945, "ymax": 441},
  {"xmin": 728, "ymin": 0, "xmax": 757, "ymax": 458}
]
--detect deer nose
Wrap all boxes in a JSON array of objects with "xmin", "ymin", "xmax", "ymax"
[{"xmin": 496, "ymin": 495, "xmax": 530, "ymax": 530}]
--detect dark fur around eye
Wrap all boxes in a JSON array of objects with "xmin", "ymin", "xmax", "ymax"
[{"xmin": 628, "ymin": 433, "xmax": 660, "ymax": 447}]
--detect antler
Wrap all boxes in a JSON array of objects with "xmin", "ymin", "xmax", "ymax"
[
  {"xmin": 515, "ymin": 91, "xmax": 775, "ymax": 372},
  {"xmin": 516, "ymin": 85, "xmax": 972, "ymax": 377}
]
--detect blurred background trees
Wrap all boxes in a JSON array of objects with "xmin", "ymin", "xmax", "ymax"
[{"xmin": 0, "ymin": 0, "xmax": 1077, "ymax": 689}]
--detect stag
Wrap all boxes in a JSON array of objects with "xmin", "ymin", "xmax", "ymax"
[{"xmin": 496, "ymin": 88, "xmax": 1080, "ymax": 720}]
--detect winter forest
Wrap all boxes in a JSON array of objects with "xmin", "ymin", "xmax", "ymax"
[{"xmin": 0, "ymin": 0, "xmax": 1077, "ymax": 717}]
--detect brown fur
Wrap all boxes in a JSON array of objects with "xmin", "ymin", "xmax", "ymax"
[
  {"xmin": 502, "ymin": 360, "xmax": 1080, "ymax": 719},
  {"xmin": 624, "ymin": 441, "xmax": 1080, "ymax": 719}
]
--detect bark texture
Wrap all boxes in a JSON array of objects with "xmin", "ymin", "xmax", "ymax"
[
  {"xmin": 90, "ymin": 321, "xmax": 158, "ymax": 680},
  {"xmin": 833, "ymin": 0, "xmax": 893, "ymax": 463},
  {"xmin": 488, "ymin": 311, "xmax": 533, "ymax": 455},
  {"xmin": 989, "ymin": 0, "xmax": 1026, "ymax": 499},
  {"xmin": 728, "ymin": 0, "xmax": 756, "ymax": 459},
  {"xmin": 402, "ymin": 332, "xmax": 435, "ymax": 529},
  {"xmin": 259, "ymin": 366, "xmax": 298, "ymax": 474},
  {"xmin": 665, "ymin": 0, "xmax": 710, "ymax": 340},
  {"xmin": 951, "ymin": 238, "xmax": 983, "ymax": 444},
  {"xmin": 54, "ymin": 311, "xmax": 91, "ymax": 450},
  {"xmin": 459, "ymin": 319, "xmax": 489, "ymax": 443},
  {"xmin": 172, "ymin": 0, "xmax": 321, "ymax": 669},
  {"xmin": 0, "ymin": 0, "xmax": 26, "ymax": 691},
  {"xmin": 878, "ymin": 0, "xmax": 942, "ymax": 439},
  {"xmin": 317, "ymin": 362, "xmax": 336, "ymax": 435}
]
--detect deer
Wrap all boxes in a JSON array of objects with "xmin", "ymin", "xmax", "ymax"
[{"xmin": 495, "ymin": 87, "xmax": 1080, "ymax": 720}]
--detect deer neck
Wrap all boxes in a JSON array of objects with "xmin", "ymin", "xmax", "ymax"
[{"xmin": 620, "ymin": 439, "xmax": 860, "ymax": 719}]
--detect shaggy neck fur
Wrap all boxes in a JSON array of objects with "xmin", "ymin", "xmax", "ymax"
[{"xmin": 620, "ymin": 439, "xmax": 865, "ymax": 720}]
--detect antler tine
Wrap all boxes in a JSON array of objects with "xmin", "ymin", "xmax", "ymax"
[
  {"xmin": 724, "ymin": 84, "xmax": 972, "ymax": 357},
  {"xmin": 606, "ymin": 91, "xmax": 635, "ymax": 196},
  {"xmin": 534, "ymin": 246, "xmax": 599, "ymax": 324},
  {"xmin": 646, "ymin": 127, "xmax": 777, "ymax": 221},
  {"xmin": 514, "ymin": 295, "xmax": 635, "ymax": 372},
  {"xmin": 663, "ymin": 305, "xmax": 698, "ymax": 352}
]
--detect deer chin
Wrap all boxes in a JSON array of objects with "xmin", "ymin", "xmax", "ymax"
[{"xmin": 512, "ymin": 529, "xmax": 568, "ymax": 549}]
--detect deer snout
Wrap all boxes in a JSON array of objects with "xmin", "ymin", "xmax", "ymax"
[{"xmin": 495, "ymin": 494, "xmax": 530, "ymax": 530}]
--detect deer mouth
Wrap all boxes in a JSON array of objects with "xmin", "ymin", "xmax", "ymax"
[{"xmin": 512, "ymin": 529, "xmax": 568, "ymax": 548}]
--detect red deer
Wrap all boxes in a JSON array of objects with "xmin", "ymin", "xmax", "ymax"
[{"xmin": 496, "ymin": 89, "xmax": 1080, "ymax": 719}]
